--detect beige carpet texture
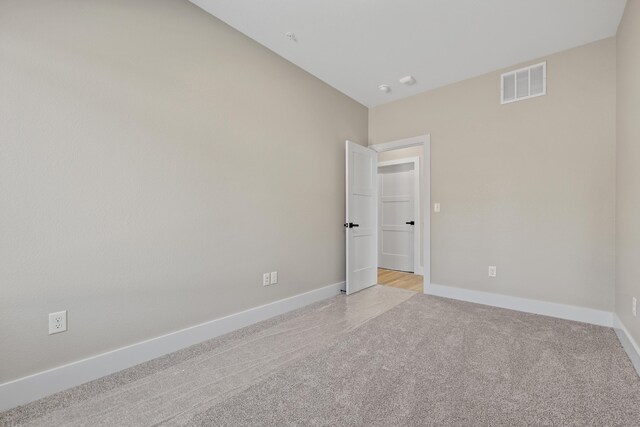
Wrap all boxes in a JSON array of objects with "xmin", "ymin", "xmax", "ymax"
[{"xmin": 1, "ymin": 286, "xmax": 639, "ymax": 426}]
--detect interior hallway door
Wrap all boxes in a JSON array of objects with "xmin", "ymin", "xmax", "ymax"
[{"xmin": 378, "ymin": 162, "xmax": 415, "ymax": 272}]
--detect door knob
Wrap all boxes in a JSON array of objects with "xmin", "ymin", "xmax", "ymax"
[
  {"xmin": 405, "ymin": 221, "xmax": 415, "ymax": 225},
  {"xmin": 343, "ymin": 222, "xmax": 360, "ymax": 228}
]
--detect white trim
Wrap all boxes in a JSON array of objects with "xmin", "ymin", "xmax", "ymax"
[
  {"xmin": 0, "ymin": 282, "xmax": 343, "ymax": 411},
  {"xmin": 368, "ymin": 134, "xmax": 431, "ymax": 288},
  {"xmin": 377, "ymin": 159, "xmax": 419, "ymax": 167},
  {"xmin": 425, "ymin": 283, "xmax": 613, "ymax": 327},
  {"xmin": 613, "ymin": 314, "xmax": 640, "ymax": 376},
  {"xmin": 377, "ymin": 157, "xmax": 422, "ymax": 276},
  {"xmin": 369, "ymin": 134, "xmax": 427, "ymax": 153}
]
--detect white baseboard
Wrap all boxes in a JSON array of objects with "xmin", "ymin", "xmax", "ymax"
[
  {"xmin": 0, "ymin": 282, "xmax": 344, "ymax": 412},
  {"xmin": 613, "ymin": 314, "xmax": 640, "ymax": 376},
  {"xmin": 425, "ymin": 283, "xmax": 614, "ymax": 327}
]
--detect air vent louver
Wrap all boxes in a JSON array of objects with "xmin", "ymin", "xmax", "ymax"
[{"xmin": 501, "ymin": 62, "xmax": 546, "ymax": 104}]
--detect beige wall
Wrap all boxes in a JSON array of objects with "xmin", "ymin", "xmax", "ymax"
[
  {"xmin": 370, "ymin": 38, "xmax": 617, "ymax": 311},
  {"xmin": 616, "ymin": 0, "xmax": 640, "ymax": 344},
  {"xmin": 0, "ymin": 0, "xmax": 367, "ymax": 383},
  {"xmin": 378, "ymin": 146, "xmax": 425, "ymax": 270}
]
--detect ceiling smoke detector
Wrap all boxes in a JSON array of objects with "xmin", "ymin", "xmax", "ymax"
[
  {"xmin": 399, "ymin": 75, "xmax": 416, "ymax": 86},
  {"xmin": 378, "ymin": 84, "xmax": 391, "ymax": 93},
  {"xmin": 285, "ymin": 32, "xmax": 297, "ymax": 42}
]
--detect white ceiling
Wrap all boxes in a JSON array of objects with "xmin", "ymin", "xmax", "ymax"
[{"xmin": 189, "ymin": 0, "xmax": 626, "ymax": 107}]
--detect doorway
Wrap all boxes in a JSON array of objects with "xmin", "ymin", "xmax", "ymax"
[
  {"xmin": 344, "ymin": 134, "xmax": 430, "ymax": 295},
  {"xmin": 376, "ymin": 147, "xmax": 424, "ymax": 292}
]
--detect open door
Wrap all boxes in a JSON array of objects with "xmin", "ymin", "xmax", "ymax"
[{"xmin": 345, "ymin": 140, "xmax": 378, "ymax": 295}]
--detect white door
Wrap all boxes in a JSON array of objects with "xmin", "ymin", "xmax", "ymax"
[
  {"xmin": 378, "ymin": 162, "xmax": 415, "ymax": 272},
  {"xmin": 345, "ymin": 140, "xmax": 378, "ymax": 295}
]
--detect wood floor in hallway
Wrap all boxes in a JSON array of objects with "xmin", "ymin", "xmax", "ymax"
[{"xmin": 377, "ymin": 268, "xmax": 423, "ymax": 292}]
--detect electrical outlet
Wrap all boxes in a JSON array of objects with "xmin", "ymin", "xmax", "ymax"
[
  {"xmin": 434, "ymin": 203, "xmax": 441, "ymax": 213},
  {"xmin": 270, "ymin": 271, "xmax": 278, "ymax": 285},
  {"xmin": 633, "ymin": 297, "xmax": 637, "ymax": 317},
  {"xmin": 48, "ymin": 311, "xmax": 67, "ymax": 335},
  {"xmin": 263, "ymin": 273, "xmax": 271, "ymax": 286},
  {"xmin": 488, "ymin": 266, "xmax": 497, "ymax": 277}
]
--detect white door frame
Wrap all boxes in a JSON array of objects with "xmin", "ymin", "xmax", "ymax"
[
  {"xmin": 369, "ymin": 134, "xmax": 431, "ymax": 292},
  {"xmin": 377, "ymin": 157, "xmax": 421, "ymax": 275}
]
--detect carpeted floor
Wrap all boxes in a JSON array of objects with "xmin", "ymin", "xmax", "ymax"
[{"xmin": 1, "ymin": 286, "xmax": 639, "ymax": 426}]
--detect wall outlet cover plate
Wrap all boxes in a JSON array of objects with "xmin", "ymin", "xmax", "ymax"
[{"xmin": 49, "ymin": 311, "xmax": 67, "ymax": 335}]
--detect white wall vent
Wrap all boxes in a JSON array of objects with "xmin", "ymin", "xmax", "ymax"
[{"xmin": 501, "ymin": 62, "xmax": 546, "ymax": 104}]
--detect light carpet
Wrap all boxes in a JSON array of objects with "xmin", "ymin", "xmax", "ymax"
[{"xmin": 1, "ymin": 286, "xmax": 639, "ymax": 426}]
